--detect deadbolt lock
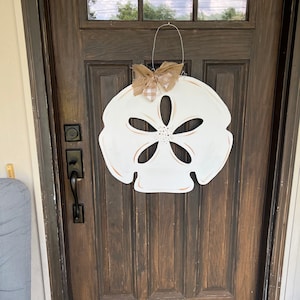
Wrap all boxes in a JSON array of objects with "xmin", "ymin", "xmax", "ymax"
[{"xmin": 64, "ymin": 124, "xmax": 81, "ymax": 142}]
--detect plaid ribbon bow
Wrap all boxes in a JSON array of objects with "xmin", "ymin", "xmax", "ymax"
[{"xmin": 132, "ymin": 61, "xmax": 184, "ymax": 101}]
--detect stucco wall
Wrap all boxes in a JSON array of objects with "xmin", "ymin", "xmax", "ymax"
[{"xmin": 0, "ymin": 1, "xmax": 50, "ymax": 299}]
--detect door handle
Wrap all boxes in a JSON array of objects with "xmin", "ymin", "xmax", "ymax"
[
  {"xmin": 70, "ymin": 170, "xmax": 84, "ymax": 223},
  {"xmin": 66, "ymin": 149, "xmax": 84, "ymax": 223}
]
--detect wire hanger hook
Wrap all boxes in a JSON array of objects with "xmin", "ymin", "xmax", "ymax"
[{"xmin": 151, "ymin": 22, "xmax": 185, "ymax": 71}]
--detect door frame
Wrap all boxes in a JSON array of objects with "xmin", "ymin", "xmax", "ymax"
[{"xmin": 20, "ymin": 0, "xmax": 299, "ymax": 299}]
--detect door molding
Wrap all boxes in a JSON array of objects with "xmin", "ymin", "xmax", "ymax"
[
  {"xmin": 20, "ymin": 0, "xmax": 299, "ymax": 299},
  {"xmin": 21, "ymin": 0, "xmax": 69, "ymax": 299},
  {"xmin": 266, "ymin": 0, "xmax": 300, "ymax": 298}
]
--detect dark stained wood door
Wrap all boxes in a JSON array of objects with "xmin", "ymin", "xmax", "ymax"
[{"xmin": 48, "ymin": 0, "xmax": 284, "ymax": 299}]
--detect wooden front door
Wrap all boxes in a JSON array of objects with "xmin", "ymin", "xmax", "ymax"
[{"xmin": 48, "ymin": 1, "xmax": 283, "ymax": 299}]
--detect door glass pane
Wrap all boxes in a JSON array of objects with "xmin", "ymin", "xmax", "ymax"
[
  {"xmin": 87, "ymin": 0, "xmax": 247, "ymax": 21},
  {"xmin": 88, "ymin": 0, "xmax": 138, "ymax": 20},
  {"xmin": 198, "ymin": 0, "xmax": 247, "ymax": 20},
  {"xmin": 143, "ymin": 0, "xmax": 193, "ymax": 20}
]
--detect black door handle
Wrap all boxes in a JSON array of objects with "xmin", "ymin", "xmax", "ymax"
[{"xmin": 70, "ymin": 171, "xmax": 84, "ymax": 223}]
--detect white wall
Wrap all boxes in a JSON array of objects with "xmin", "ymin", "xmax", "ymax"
[{"xmin": 0, "ymin": 1, "xmax": 50, "ymax": 299}]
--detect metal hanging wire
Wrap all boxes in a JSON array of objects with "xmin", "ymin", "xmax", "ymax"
[{"xmin": 151, "ymin": 22, "xmax": 185, "ymax": 71}]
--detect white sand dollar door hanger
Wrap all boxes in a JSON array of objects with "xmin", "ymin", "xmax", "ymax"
[{"xmin": 99, "ymin": 24, "xmax": 233, "ymax": 193}]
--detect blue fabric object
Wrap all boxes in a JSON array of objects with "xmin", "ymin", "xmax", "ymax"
[{"xmin": 0, "ymin": 178, "xmax": 31, "ymax": 300}]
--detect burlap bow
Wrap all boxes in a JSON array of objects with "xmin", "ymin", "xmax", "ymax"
[{"xmin": 132, "ymin": 61, "xmax": 184, "ymax": 101}]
